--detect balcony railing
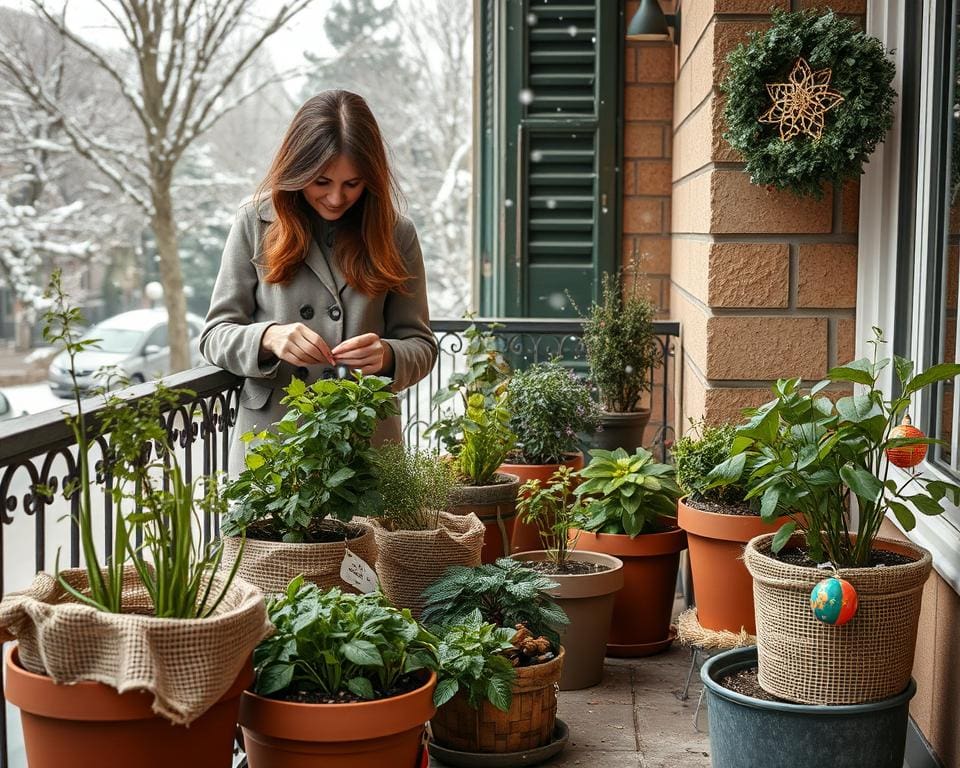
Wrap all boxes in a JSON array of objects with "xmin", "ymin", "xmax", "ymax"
[{"xmin": 0, "ymin": 317, "xmax": 679, "ymax": 767}]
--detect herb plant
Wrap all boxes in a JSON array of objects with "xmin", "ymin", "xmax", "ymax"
[
  {"xmin": 420, "ymin": 558, "xmax": 568, "ymax": 648},
  {"xmin": 516, "ymin": 466, "xmax": 583, "ymax": 567},
  {"xmin": 574, "ymin": 268, "xmax": 661, "ymax": 413},
  {"xmin": 253, "ymin": 578, "xmax": 438, "ymax": 701},
  {"xmin": 506, "ymin": 361, "xmax": 600, "ymax": 465},
  {"xmin": 223, "ymin": 374, "xmax": 397, "ymax": 542},
  {"xmin": 671, "ymin": 422, "xmax": 751, "ymax": 505},
  {"xmin": 706, "ymin": 328, "xmax": 960, "ymax": 566},
  {"xmin": 373, "ymin": 443, "xmax": 457, "ymax": 531},
  {"xmin": 458, "ymin": 393, "xmax": 516, "ymax": 486},
  {"xmin": 42, "ymin": 270, "xmax": 239, "ymax": 618}
]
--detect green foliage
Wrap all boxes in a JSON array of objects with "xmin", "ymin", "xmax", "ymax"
[
  {"xmin": 373, "ymin": 443, "xmax": 457, "ymax": 531},
  {"xmin": 254, "ymin": 578, "xmax": 438, "ymax": 701},
  {"xmin": 42, "ymin": 270, "xmax": 239, "ymax": 618},
  {"xmin": 432, "ymin": 609, "xmax": 518, "ymax": 712},
  {"xmin": 516, "ymin": 466, "xmax": 584, "ymax": 567},
  {"xmin": 575, "ymin": 448, "xmax": 682, "ymax": 537},
  {"xmin": 671, "ymin": 422, "xmax": 750, "ymax": 505},
  {"xmin": 706, "ymin": 328, "xmax": 960, "ymax": 566},
  {"xmin": 506, "ymin": 361, "xmax": 601, "ymax": 465},
  {"xmin": 427, "ymin": 322, "xmax": 512, "ymax": 455},
  {"xmin": 722, "ymin": 9, "xmax": 896, "ymax": 198},
  {"xmin": 574, "ymin": 270, "xmax": 661, "ymax": 413},
  {"xmin": 223, "ymin": 375, "xmax": 397, "ymax": 542},
  {"xmin": 420, "ymin": 558, "xmax": 568, "ymax": 649},
  {"xmin": 458, "ymin": 393, "xmax": 516, "ymax": 485}
]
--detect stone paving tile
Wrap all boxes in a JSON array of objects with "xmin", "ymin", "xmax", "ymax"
[{"xmin": 558, "ymin": 703, "xmax": 637, "ymax": 751}]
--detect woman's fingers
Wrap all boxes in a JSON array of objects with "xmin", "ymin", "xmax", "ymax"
[
  {"xmin": 296, "ymin": 325, "xmax": 335, "ymax": 364},
  {"xmin": 331, "ymin": 333, "xmax": 379, "ymax": 356}
]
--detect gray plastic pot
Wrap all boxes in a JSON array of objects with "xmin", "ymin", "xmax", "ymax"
[{"xmin": 701, "ymin": 647, "xmax": 916, "ymax": 768}]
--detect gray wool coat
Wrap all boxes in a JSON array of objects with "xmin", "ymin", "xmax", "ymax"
[{"xmin": 200, "ymin": 197, "xmax": 438, "ymax": 474}]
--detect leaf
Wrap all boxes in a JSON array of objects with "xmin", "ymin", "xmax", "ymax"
[
  {"xmin": 828, "ymin": 361, "xmax": 875, "ymax": 386},
  {"xmin": 771, "ymin": 521, "xmax": 797, "ymax": 553},
  {"xmin": 840, "ymin": 464, "xmax": 883, "ymax": 505},
  {"xmin": 905, "ymin": 494, "xmax": 944, "ymax": 517},
  {"xmin": 905, "ymin": 363, "xmax": 960, "ymax": 395},
  {"xmin": 433, "ymin": 677, "xmax": 459, "ymax": 707},
  {"xmin": 705, "ymin": 453, "xmax": 747, "ymax": 485},
  {"xmin": 888, "ymin": 501, "xmax": 916, "ymax": 530},
  {"xmin": 343, "ymin": 640, "xmax": 382, "ymax": 667},
  {"xmin": 894, "ymin": 356, "xmax": 914, "ymax": 385},
  {"xmin": 759, "ymin": 486, "xmax": 779, "ymax": 521},
  {"xmin": 486, "ymin": 672, "xmax": 514, "ymax": 712},
  {"xmin": 256, "ymin": 663, "xmax": 294, "ymax": 696},
  {"xmin": 347, "ymin": 676, "xmax": 376, "ymax": 700},
  {"xmin": 835, "ymin": 393, "xmax": 881, "ymax": 424}
]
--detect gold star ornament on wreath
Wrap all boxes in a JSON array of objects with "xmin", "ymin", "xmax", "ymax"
[{"xmin": 759, "ymin": 57, "xmax": 844, "ymax": 141}]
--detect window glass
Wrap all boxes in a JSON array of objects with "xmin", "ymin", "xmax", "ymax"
[{"xmin": 144, "ymin": 324, "xmax": 168, "ymax": 350}]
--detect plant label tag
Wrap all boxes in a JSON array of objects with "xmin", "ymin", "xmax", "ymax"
[{"xmin": 340, "ymin": 548, "xmax": 378, "ymax": 593}]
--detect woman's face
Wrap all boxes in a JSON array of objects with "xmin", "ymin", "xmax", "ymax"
[{"xmin": 302, "ymin": 154, "xmax": 366, "ymax": 221}]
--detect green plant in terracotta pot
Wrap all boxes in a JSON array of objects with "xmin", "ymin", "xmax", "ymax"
[
  {"xmin": 707, "ymin": 328, "xmax": 960, "ymax": 706},
  {"xmin": 572, "ymin": 447, "xmax": 686, "ymax": 657}
]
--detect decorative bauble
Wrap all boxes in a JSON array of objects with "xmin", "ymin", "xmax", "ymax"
[
  {"xmin": 885, "ymin": 414, "xmax": 927, "ymax": 469},
  {"xmin": 810, "ymin": 577, "xmax": 858, "ymax": 626}
]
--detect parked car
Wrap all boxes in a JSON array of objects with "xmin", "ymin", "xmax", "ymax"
[{"xmin": 48, "ymin": 309, "xmax": 204, "ymax": 398}]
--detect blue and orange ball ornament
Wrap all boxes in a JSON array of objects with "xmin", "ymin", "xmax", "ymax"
[{"xmin": 810, "ymin": 577, "xmax": 859, "ymax": 626}]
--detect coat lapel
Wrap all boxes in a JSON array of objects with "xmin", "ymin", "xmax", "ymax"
[{"xmin": 303, "ymin": 238, "xmax": 340, "ymax": 303}]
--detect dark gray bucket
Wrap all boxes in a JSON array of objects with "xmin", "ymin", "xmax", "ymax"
[{"xmin": 701, "ymin": 646, "xmax": 915, "ymax": 768}]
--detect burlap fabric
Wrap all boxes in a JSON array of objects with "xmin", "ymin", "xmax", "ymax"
[
  {"xmin": 0, "ymin": 566, "xmax": 270, "ymax": 725},
  {"xmin": 221, "ymin": 519, "xmax": 377, "ymax": 595},
  {"xmin": 374, "ymin": 512, "xmax": 484, "ymax": 618},
  {"xmin": 744, "ymin": 533, "xmax": 932, "ymax": 705}
]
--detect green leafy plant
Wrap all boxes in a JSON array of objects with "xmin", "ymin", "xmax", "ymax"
[
  {"xmin": 458, "ymin": 393, "xmax": 516, "ymax": 485},
  {"xmin": 575, "ymin": 448, "xmax": 682, "ymax": 537},
  {"xmin": 432, "ymin": 609, "xmax": 517, "ymax": 712},
  {"xmin": 373, "ymin": 443, "xmax": 457, "ymax": 531},
  {"xmin": 573, "ymin": 268, "xmax": 661, "ymax": 413},
  {"xmin": 722, "ymin": 9, "xmax": 896, "ymax": 198},
  {"xmin": 254, "ymin": 578, "xmax": 438, "ymax": 701},
  {"xmin": 506, "ymin": 361, "xmax": 600, "ymax": 465},
  {"xmin": 223, "ymin": 374, "xmax": 397, "ymax": 542},
  {"xmin": 41, "ymin": 270, "xmax": 239, "ymax": 618},
  {"xmin": 427, "ymin": 321, "xmax": 512, "ymax": 454},
  {"xmin": 516, "ymin": 466, "xmax": 584, "ymax": 567},
  {"xmin": 706, "ymin": 328, "xmax": 960, "ymax": 566},
  {"xmin": 420, "ymin": 558, "xmax": 568, "ymax": 648},
  {"xmin": 671, "ymin": 422, "xmax": 751, "ymax": 506}
]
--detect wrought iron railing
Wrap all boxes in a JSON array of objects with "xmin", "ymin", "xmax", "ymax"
[{"xmin": 0, "ymin": 317, "xmax": 679, "ymax": 768}]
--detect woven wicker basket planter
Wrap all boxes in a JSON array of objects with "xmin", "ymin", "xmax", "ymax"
[
  {"xmin": 744, "ymin": 533, "xmax": 932, "ymax": 705},
  {"xmin": 430, "ymin": 647, "xmax": 564, "ymax": 754}
]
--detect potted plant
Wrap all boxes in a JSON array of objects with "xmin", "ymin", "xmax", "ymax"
[
  {"xmin": 708, "ymin": 328, "xmax": 960, "ymax": 706},
  {"xmin": 0, "ymin": 272, "xmax": 270, "ymax": 768},
  {"xmin": 502, "ymin": 360, "xmax": 601, "ymax": 552},
  {"xmin": 449, "ymin": 392, "xmax": 521, "ymax": 562},
  {"xmin": 573, "ymin": 447, "xmax": 686, "ymax": 657},
  {"xmin": 673, "ymin": 422, "xmax": 784, "ymax": 635},
  {"xmin": 371, "ymin": 443, "xmax": 484, "ymax": 617},
  {"xmin": 421, "ymin": 561, "xmax": 569, "ymax": 760},
  {"xmin": 222, "ymin": 373, "xmax": 397, "ymax": 594},
  {"xmin": 239, "ymin": 578, "xmax": 439, "ymax": 767},
  {"xmin": 512, "ymin": 466, "xmax": 623, "ymax": 689},
  {"xmin": 575, "ymin": 267, "xmax": 662, "ymax": 451}
]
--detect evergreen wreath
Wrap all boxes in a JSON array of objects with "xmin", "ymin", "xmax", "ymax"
[{"xmin": 722, "ymin": 9, "xmax": 896, "ymax": 198}]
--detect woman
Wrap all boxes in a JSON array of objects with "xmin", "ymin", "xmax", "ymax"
[{"xmin": 201, "ymin": 90, "xmax": 437, "ymax": 473}]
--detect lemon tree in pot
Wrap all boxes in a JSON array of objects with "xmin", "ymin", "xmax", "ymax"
[
  {"xmin": 708, "ymin": 328, "xmax": 960, "ymax": 705},
  {"xmin": 502, "ymin": 360, "xmax": 601, "ymax": 553},
  {"xmin": 0, "ymin": 272, "xmax": 270, "ymax": 768},
  {"xmin": 573, "ymin": 447, "xmax": 686, "ymax": 657},
  {"xmin": 222, "ymin": 374, "xmax": 397, "ymax": 594}
]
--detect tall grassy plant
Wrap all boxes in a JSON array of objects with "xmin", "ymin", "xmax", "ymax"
[{"xmin": 374, "ymin": 443, "xmax": 457, "ymax": 531}]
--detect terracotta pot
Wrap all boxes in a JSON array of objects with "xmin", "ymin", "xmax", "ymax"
[
  {"xmin": 4, "ymin": 645, "xmax": 251, "ymax": 768},
  {"xmin": 592, "ymin": 408, "xmax": 652, "ymax": 452},
  {"xmin": 449, "ymin": 472, "xmax": 520, "ymax": 563},
  {"xmin": 511, "ymin": 550, "xmax": 623, "ymax": 690},
  {"xmin": 430, "ymin": 647, "xmax": 564, "ymax": 753},
  {"xmin": 501, "ymin": 452, "xmax": 583, "ymax": 553},
  {"xmin": 240, "ymin": 670, "xmax": 437, "ymax": 767},
  {"xmin": 678, "ymin": 497, "xmax": 785, "ymax": 635},
  {"xmin": 575, "ymin": 522, "xmax": 686, "ymax": 657}
]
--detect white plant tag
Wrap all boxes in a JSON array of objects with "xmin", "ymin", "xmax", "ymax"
[{"xmin": 340, "ymin": 547, "xmax": 378, "ymax": 593}]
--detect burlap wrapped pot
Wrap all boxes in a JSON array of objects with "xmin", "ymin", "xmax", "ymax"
[
  {"xmin": 744, "ymin": 533, "xmax": 932, "ymax": 705},
  {"xmin": 220, "ymin": 518, "xmax": 376, "ymax": 596},
  {"xmin": 0, "ymin": 565, "xmax": 271, "ymax": 725},
  {"xmin": 374, "ymin": 511, "xmax": 485, "ymax": 618}
]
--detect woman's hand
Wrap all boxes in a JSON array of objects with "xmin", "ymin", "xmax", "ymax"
[
  {"xmin": 332, "ymin": 333, "xmax": 394, "ymax": 375},
  {"xmin": 261, "ymin": 323, "xmax": 335, "ymax": 366}
]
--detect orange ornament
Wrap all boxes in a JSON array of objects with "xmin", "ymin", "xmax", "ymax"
[{"xmin": 885, "ymin": 414, "xmax": 927, "ymax": 469}]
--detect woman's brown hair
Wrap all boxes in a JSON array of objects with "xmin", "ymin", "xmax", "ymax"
[{"xmin": 257, "ymin": 90, "xmax": 409, "ymax": 294}]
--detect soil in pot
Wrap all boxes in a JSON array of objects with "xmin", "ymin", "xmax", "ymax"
[
  {"xmin": 449, "ymin": 472, "xmax": 520, "ymax": 563},
  {"xmin": 501, "ymin": 453, "xmax": 583, "ymax": 554},
  {"xmin": 591, "ymin": 408, "xmax": 651, "ymax": 452}
]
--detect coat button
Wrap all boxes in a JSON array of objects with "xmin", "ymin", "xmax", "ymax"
[
  {"xmin": 328, "ymin": 306, "xmax": 342, "ymax": 321},
  {"xmin": 299, "ymin": 304, "xmax": 314, "ymax": 320},
  {"xmin": 296, "ymin": 366, "xmax": 308, "ymax": 379}
]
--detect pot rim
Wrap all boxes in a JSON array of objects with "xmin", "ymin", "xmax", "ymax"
[
  {"xmin": 500, "ymin": 452, "xmax": 583, "ymax": 469},
  {"xmin": 597, "ymin": 407, "xmax": 652, "ymax": 419},
  {"xmin": 225, "ymin": 518, "xmax": 374, "ymax": 547},
  {"xmin": 572, "ymin": 523, "xmax": 687, "ymax": 557},
  {"xmin": 510, "ymin": 550, "xmax": 625, "ymax": 598},
  {"xmin": 678, "ymin": 497, "xmax": 785, "ymax": 543},
  {"xmin": 701, "ymin": 647, "xmax": 917, "ymax": 715}
]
